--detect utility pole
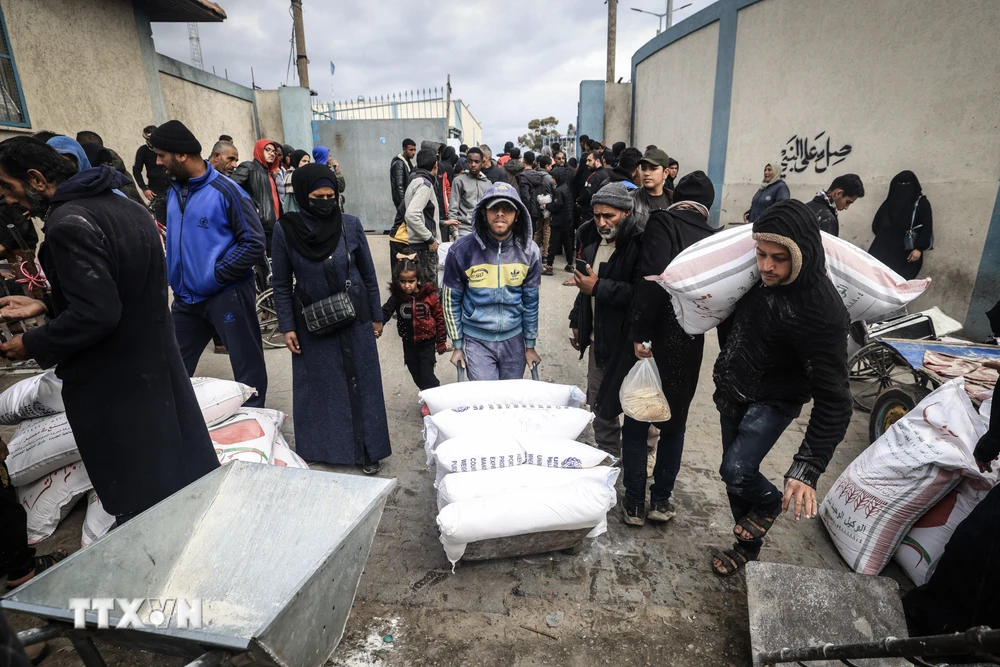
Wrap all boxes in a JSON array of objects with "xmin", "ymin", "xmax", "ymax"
[
  {"xmin": 291, "ymin": 0, "xmax": 310, "ymax": 89},
  {"xmin": 606, "ymin": 0, "xmax": 617, "ymax": 83},
  {"xmin": 666, "ymin": 0, "xmax": 674, "ymax": 29},
  {"xmin": 445, "ymin": 74, "xmax": 452, "ymax": 138}
]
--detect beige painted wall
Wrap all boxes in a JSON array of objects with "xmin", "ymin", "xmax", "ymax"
[
  {"xmin": 603, "ymin": 83, "xmax": 632, "ymax": 147},
  {"xmin": 458, "ymin": 102, "xmax": 482, "ymax": 147},
  {"xmin": 633, "ymin": 22, "xmax": 719, "ymax": 175},
  {"xmin": 254, "ymin": 90, "xmax": 284, "ymax": 146},
  {"xmin": 159, "ymin": 73, "xmax": 257, "ymax": 163},
  {"xmin": 725, "ymin": 0, "xmax": 1000, "ymax": 320},
  {"xmin": 0, "ymin": 0, "xmax": 154, "ymax": 158}
]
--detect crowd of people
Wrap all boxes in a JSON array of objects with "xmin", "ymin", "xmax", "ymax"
[{"xmin": 0, "ymin": 118, "xmax": 988, "ymax": 658}]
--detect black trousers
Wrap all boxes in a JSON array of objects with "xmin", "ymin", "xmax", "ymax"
[
  {"xmin": 403, "ymin": 338, "xmax": 439, "ymax": 391},
  {"xmin": 547, "ymin": 224, "xmax": 574, "ymax": 267},
  {"xmin": 172, "ymin": 278, "xmax": 267, "ymax": 407},
  {"xmin": 0, "ymin": 462, "xmax": 32, "ymax": 581}
]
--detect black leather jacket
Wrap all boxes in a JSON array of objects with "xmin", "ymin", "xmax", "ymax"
[
  {"xmin": 390, "ymin": 155, "xmax": 413, "ymax": 209},
  {"xmin": 231, "ymin": 160, "xmax": 280, "ymax": 234}
]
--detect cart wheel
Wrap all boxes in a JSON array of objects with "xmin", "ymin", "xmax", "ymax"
[
  {"xmin": 869, "ymin": 385, "xmax": 931, "ymax": 443},
  {"xmin": 255, "ymin": 288, "xmax": 285, "ymax": 349},
  {"xmin": 848, "ymin": 343, "xmax": 916, "ymax": 413}
]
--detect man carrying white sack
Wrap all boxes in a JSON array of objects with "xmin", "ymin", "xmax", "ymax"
[
  {"xmin": 710, "ymin": 199, "xmax": 852, "ymax": 577},
  {"xmin": 0, "ymin": 137, "xmax": 219, "ymax": 526}
]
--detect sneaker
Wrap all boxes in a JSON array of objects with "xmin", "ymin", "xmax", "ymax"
[
  {"xmin": 623, "ymin": 503, "xmax": 645, "ymax": 527},
  {"xmin": 648, "ymin": 501, "xmax": 677, "ymax": 523},
  {"xmin": 542, "ymin": 265, "xmax": 554, "ymax": 276},
  {"xmin": 362, "ymin": 462, "xmax": 381, "ymax": 475}
]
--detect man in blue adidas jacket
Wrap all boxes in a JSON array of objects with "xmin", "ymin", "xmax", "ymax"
[
  {"xmin": 150, "ymin": 120, "xmax": 267, "ymax": 406},
  {"xmin": 443, "ymin": 181, "xmax": 541, "ymax": 380}
]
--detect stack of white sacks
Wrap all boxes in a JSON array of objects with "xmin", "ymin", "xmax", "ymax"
[
  {"xmin": 420, "ymin": 379, "xmax": 620, "ymax": 565},
  {"xmin": 821, "ymin": 377, "xmax": 997, "ymax": 584},
  {"xmin": 0, "ymin": 372, "xmax": 306, "ymax": 550}
]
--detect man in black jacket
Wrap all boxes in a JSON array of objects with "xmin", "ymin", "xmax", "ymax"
[
  {"xmin": 390, "ymin": 138, "xmax": 416, "ymax": 209},
  {"xmin": 710, "ymin": 199, "xmax": 852, "ymax": 576},
  {"xmin": 479, "ymin": 145, "xmax": 505, "ymax": 184},
  {"xmin": 0, "ymin": 137, "xmax": 219, "ymax": 524},
  {"xmin": 577, "ymin": 149, "xmax": 609, "ymax": 225},
  {"xmin": 132, "ymin": 125, "xmax": 169, "ymax": 224},
  {"xmin": 805, "ymin": 173, "xmax": 865, "ymax": 237},
  {"xmin": 569, "ymin": 183, "xmax": 642, "ymax": 456},
  {"xmin": 598, "ymin": 173, "xmax": 718, "ymax": 526}
]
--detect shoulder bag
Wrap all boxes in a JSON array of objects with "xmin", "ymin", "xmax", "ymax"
[{"xmin": 300, "ymin": 232, "xmax": 356, "ymax": 336}]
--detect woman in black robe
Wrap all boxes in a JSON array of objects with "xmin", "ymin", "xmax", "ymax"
[{"xmin": 868, "ymin": 171, "xmax": 933, "ymax": 280}]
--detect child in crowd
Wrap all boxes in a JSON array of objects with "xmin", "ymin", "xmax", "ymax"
[{"xmin": 381, "ymin": 256, "xmax": 447, "ymax": 391}]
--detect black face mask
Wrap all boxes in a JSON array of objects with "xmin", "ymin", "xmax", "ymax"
[{"xmin": 308, "ymin": 197, "xmax": 338, "ymax": 218}]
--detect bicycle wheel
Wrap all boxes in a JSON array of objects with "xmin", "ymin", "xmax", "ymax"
[
  {"xmin": 848, "ymin": 343, "xmax": 916, "ymax": 413},
  {"xmin": 255, "ymin": 288, "xmax": 285, "ymax": 349}
]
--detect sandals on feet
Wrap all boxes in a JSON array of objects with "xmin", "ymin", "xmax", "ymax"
[
  {"xmin": 6, "ymin": 549, "xmax": 69, "ymax": 590},
  {"xmin": 733, "ymin": 506, "xmax": 779, "ymax": 542},
  {"xmin": 710, "ymin": 546, "xmax": 755, "ymax": 577}
]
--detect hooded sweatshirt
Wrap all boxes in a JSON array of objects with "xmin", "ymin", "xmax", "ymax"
[
  {"xmin": 713, "ymin": 199, "xmax": 852, "ymax": 488},
  {"xmin": 442, "ymin": 181, "xmax": 540, "ymax": 348}
]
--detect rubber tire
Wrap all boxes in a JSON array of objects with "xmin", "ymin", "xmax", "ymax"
[{"xmin": 869, "ymin": 384, "xmax": 931, "ymax": 444}]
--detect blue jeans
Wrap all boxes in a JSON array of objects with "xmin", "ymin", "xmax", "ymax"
[
  {"xmin": 622, "ymin": 416, "xmax": 684, "ymax": 508},
  {"xmin": 463, "ymin": 334, "xmax": 526, "ymax": 381},
  {"xmin": 719, "ymin": 404, "xmax": 794, "ymax": 556}
]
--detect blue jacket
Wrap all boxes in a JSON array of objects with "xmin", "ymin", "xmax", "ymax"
[
  {"xmin": 747, "ymin": 179, "xmax": 790, "ymax": 223},
  {"xmin": 165, "ymin": 162, "xmax": 266, "ymax": 304},
  {"xmin": 442, "ymin": 181, "xmax": 541, "ymax": 348}
]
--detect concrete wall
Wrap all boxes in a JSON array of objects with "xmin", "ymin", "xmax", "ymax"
[
  {"xmin": 0, "ymin": 0, "xmax": 154, "ymax": 157},
  {"xmin": 313, "ymin": 118, "xmax": 446, "ymax": 232},
  {"xmin": 159, "ymin": 72, "xmax": 256, "ymax": 162},
  {"xmin": 577, "ymin": 80, "xmax": 605, "ymax": 157},
  {"xmin": 456, "ymin": 102, "xmax": 482, "ymax": 147},
  {"xmin": 279, "ymin": 86, "xmax": 312, "ymax": 155},
  {"xmin": 631, "ymin": 0, "xmax": 1000, "ymax": 336},
  {"xmin": 602, "ymin": 83, "xmax": 632, "ymax": 148},
  {"xmin": 255, "ymin": 90, "xmax": 284, "ymax": 145}
]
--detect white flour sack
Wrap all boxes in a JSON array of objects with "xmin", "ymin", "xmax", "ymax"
[
  {"xmin": 423, "ymin": 405, "xmax": 594, "ymax": 463},
  {"xmin": 81, "ymin": 490, "xmax": 117, "ymax": 549},
  {"xmin": 419, "ymin": 379, "xmax": 587, "ymax": 415},
  {"xmin": 651, "ymin": 225, "xmax": 932, "ymax": 335},
  {"xmin": 433, "ymin": 435, "xmax": 527, "ymax": 485},
  {"xmin": 437, "ymin": 465, "xmax": 617, "ymax": 511},
  {"xmin": 7, "ymin": 413, "xmax": 80, "ymax": 487},
  {"xmin": 893, "ymin": 476, "xmax": 996, "ymax": 586},
  {"xmin": 208, "ymin": 408, "xmax": 277, "ymax": 465},
  {"xmin": 820, "ymin": 379, "xmax": 990, "ymax": 575},
  {"xmin": 18, "ymin": 462, "xmax": 92, "ymax": 545},
  {"xmin": 271, "ymin": 431, "xmax": 309, "ymax": 469},
  {"xmin": 191, "ymin": 377, "xmax": 257, "ymax": 427},
  {"xmin": 436, "ymin": 470, "xmax": 620, "ymax": 564},
  {"xmin": 0, "ymin": 371, "xmax": 64, "ymax": 425},
  {"xmin": 517, "ymin": 436, "xmax": 615, "ymax": 469}
]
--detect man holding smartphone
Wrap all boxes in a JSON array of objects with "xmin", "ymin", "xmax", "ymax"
[{"xmin": 569, "ymin": 183, "xmax": 643, "ymax": 456}]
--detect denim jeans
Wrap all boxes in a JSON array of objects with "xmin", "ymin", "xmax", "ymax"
[
  {"xmin": 622, "ymin": 416, "xmax": 684, "ymax": 508},
  {"xmin": 718, "ymin": 404, "xmax": 794, "ymax": 557},
  {"xmin": 463, "ymin": 334, "xmax": 526, "ymax": 381}
]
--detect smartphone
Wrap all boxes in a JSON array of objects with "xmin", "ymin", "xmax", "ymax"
[{"xmin": 575, "ymin": 258, "xmax": 589, "ymax": 274}]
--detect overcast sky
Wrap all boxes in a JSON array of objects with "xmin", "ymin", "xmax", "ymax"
[{"xmin": 152, "ymin": 0, "xmax": 717, "ymax": 150}]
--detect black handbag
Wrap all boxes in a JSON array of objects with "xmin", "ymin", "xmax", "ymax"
[
  {"xmin": 903, "ymin": 196, "xmax": 924, "ymax": 252},
  {"xmin": 301, "ymin": 234, "xmax": 356, "ymax": 336}
]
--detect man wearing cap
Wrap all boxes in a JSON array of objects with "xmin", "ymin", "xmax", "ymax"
[
  {"xmin": 443, "ymin": 182, "xmax": 541, "ymax": 381},
  {"xmin": 632, "ymin": 149, "xmax": 673, "ymax": 228},
  {"xmin": 148, "ymin": 120, "xmax": 268, "ymax": 406},
  {"xmin": 569, "ymin": 182, "xmax": 643, "ymax": 457}
]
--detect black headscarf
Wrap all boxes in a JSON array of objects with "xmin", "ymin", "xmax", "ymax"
[
  {"xmin": 280, "ymin": 163, "xmax": 343, "ymax": 262},
  {"xmin": 289, "ymin": 149, "xmax": 310, "ymax": 170},
  {"xmin": 883, "ymin": 170, "xmax": 923, "ymax": 230}
]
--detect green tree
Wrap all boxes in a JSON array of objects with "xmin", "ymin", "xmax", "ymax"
[{"xmin": 518, "ymin": 117, "xmax": 560, "ymax": 152}]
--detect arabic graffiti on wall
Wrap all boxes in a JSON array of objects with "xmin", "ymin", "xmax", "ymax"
[{"xmin": 780, "ymin": 132, "xmax": 852, "ymax": 175}]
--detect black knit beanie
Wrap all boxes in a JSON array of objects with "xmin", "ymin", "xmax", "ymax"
[
  {"xmin": 673, "ymin": 171, "xmax": 715, "ymax": 209},
  {"xmin": 149, "ymin": 120, "xmax": 202, "ymax": 155},
  {"xmin": 416, "ymin": 148, "xmax": 438, "ymax": 171}
]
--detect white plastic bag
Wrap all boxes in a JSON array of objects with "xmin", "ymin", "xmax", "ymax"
[
  {"xmin": 619, "ymin": 355, "xmax": 671, "ymax": 422},
  {"xmin": 436, "ymin": 470, "xmax": 620, "ymax": 564},
  {"xmin": 652, "ymin": 225, "xmax": 932, "ymax": 335},
  {"xmin": 423, "ymin": 405, "xmax": 594, "ymax": 464},
  {"xmin": 191, "ymin": 377, "xmax": 257, "ymax": 427},
  {"xmin": 18, "ymin": 461, "xmax": 92, "ymax": 545},
  {"xmin": 820, "ymin": 379, "xmax": 989, "ymax": 575},
  {"xmin": 208, "ymin": 408, "xmax": 277, "ymax": 465},
  {"xmin": 0, "ymin": 371, "xmax": 64, "ymax": 425},
  {"xmin": 437, "ymin": 465, "xmax": 616, "ymax": 512},
  {"xmin": 81, "ymin": 490, "xmax": 116, "ymax": 548},
  {"xmin": 7, "ymin": 413, "xmax": 80, "ymax": 487},
  {"xmin": 419, "ymin": 379, "xmax": 586, "ymax": 415}
]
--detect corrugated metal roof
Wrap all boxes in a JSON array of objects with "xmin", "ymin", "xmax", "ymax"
[{"xmin": 139, "ymin": 0, "xmax": 227, "ymax": 22}]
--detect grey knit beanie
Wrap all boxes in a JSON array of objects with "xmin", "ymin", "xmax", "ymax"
[{"xmin": 591, "ymin": 182, "xmax": 634, "ymax": 211}]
